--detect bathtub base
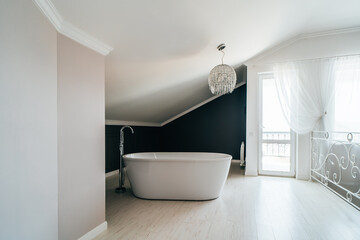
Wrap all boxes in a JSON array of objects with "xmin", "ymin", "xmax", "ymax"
[
  {"xmin": 131, "ymin": 192, "xmax": 220, "ymax": 201},
  {"xmin": 124, "ymin": 152, "xmax": 232, "ymax": 201}
]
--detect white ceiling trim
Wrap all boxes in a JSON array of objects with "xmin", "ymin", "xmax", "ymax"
[
  {"xmin": 161, "ymin": 81, "xmax": 246, "ymax": 126},
  {"xmin": 105, "ymin": 81, "xmax": 246, "ymax": 127},
  {"xmin": 32, "ymin": 0, "xmax": 113, "ymax": 56},
  {"xmin": 105, "ymin": 120, "xmax": 162, "ymax": 127},
  {"xmin": 300, "ymin": 26, "xmax": 360, "ymax": 39},
  {"xmin": 246, "ymin": 26, "xmax": 360, "ymax": 65}
]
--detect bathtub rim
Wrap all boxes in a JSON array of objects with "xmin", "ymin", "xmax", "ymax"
[{"xmin": 123, "ymin": 152, "xmax": 232, "ymax": 162}]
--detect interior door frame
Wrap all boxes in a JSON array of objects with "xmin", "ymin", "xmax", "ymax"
[{"xmin": 258, "ymin": 73, "xmax": 296, "ymax": 177}]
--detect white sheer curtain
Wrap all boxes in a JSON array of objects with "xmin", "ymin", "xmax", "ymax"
[
  {"xmin": 333, "ymin": 56, "xmax": 360, "ymax": 132},
  {"xmin": 273, "ymin": 55, "xmax": 360, "ymax": 134},
  {"xmin": 273, "ymin": 58, "xmax": 337, "ymax": 134}
]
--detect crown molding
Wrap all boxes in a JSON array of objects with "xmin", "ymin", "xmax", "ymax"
[
  {"xmin": 105, "ymin": 81, "xmax": 246, "ymax": 127},
  {"xmin": 246, "ymin": 26, "xmax": 360, "ymax": 65},
  {"xmin": 245, "ymin": 36, "xmax": 299, "ymax": 65},
  {"xmin": 32, "ymin": 0, "xmax": 113, "ymax": 56},
  {"xmin": 60, "ymin": 21, "xmax": 113, "ymax": 56},
  {"xmin": 32, "ymin": 0, "xmax": 62, "ymax": 30},
  {"xmin": 160, "ymin": 95, "xmax": 219, "ymax": 127},
  {"xmin": 299, "ymin": 26, "xmax": 360, "ymax": 39},
  {"xmin": 105, "ymin": 120, "xmax": 162, "ymax": 127},
  {"xmin": 160, "ymin": 81, "xmax": 246, "ymax": 126}
]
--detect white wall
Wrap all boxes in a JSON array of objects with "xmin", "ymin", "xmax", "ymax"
[
  {"xmin": 0, "ymin": 1, "xmax": 58, "ymax": 239},
  {"xmin": 245, "ymin": 30, "xmax": 360, "ymax": 178},
  {"xmin": 245, "ymin": 66, "xmax": 261, "ymax": 176},
  {"xmin": 57, "ymin": 34, "xmax": 105, "ymax": 240}
]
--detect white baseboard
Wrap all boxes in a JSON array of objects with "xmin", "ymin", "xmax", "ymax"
[
  {"xmin": 296, "ymin": 174, "xmax": 310, "ymax": 181},
  {"xmin": 245, "ymin": 170, "xmax": 258, "ymax": 176},
  {"xmin": 105, "ymin": 169, "xmax": 119, "ymax": 178},
  {"xmin": 78, "ymin": 221, "xmax": 107, "ymax": 240}
]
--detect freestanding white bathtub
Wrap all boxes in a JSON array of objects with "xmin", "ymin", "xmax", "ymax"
[{"xmin": 123, "ymin": 152, "xmax": 232, "ymax": 200}]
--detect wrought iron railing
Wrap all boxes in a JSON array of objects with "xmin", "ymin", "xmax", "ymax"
[
  {"xmin": 262, "ymin": 131, "xmax": 290, "ymax": 157},
  {"xmin": 311, "ymin": 131, "xmax": 360, "ymax": 210}
]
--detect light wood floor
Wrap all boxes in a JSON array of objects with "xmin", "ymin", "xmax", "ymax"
[{"xmin": 95, "ymin": 161, "xmax": 360, "ymax": 240}]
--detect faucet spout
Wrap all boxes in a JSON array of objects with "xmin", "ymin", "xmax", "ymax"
[
  {"xmin": 120, "ymin": 125, "xmax": 134, "ymax": 134},
  {"xmin": 120, "ymin": 126, "xmax": 134, "ymax": 148},
  {"xmin": 116, "ymin": 125, "xmax": 134, "ymax": 193}
]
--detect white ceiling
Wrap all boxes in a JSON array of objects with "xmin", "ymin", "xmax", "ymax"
[{"xmin": 51, "ymin": 0, "xmax": 360, "ymax": 124}]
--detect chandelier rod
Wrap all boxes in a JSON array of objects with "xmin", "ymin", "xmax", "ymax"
[{"xmin": 217, "ymin": 43, "xmax": 226, "ymax": 65}]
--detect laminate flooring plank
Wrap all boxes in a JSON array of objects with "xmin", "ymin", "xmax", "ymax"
[{"xmin": 95, "ymin": 161, "xmax": 360, "ymax": 240}]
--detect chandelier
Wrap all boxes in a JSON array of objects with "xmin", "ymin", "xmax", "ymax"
[{"xmin": 208, "ymin": 44, "xmax": 237, "ymax": 95}]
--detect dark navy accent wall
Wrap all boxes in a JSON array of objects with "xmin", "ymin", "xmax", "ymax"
[
  {"xmin": 105, "ymin": 125, "xmax": 161, "ymax": 173},
  {"xmin": 161, "ymin": 84, "xmax": 246, "ymax": 159},
  {"xmin": 105, "ymin": 66, "xmax": 247, "ymax": 173}
]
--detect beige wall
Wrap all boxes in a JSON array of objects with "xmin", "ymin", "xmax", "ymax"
[
  {"xmin": 57, "ymin": 34, "xmax": 105, "ymax": 240},
  {"xmin": 0, "ymin": 0, "xmax": 58, "ymax": 239}
]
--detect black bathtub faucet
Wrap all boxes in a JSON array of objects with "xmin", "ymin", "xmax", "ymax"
[{"xmin": 116, "ymin": 125, "xmax": 134, "ymax": 193}]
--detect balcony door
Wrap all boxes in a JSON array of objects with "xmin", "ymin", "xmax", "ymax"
[{"xmin": 259, "ymin": 74, "xmax": 295, "ymax": 177}]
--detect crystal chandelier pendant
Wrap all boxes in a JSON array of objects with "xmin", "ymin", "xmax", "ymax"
[{"xmin": 208, "ymin": 44, "xmax": 237, "ymax": 95}]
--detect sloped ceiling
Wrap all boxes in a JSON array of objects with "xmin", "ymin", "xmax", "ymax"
[{"xmin": 49, "ymin": 0, "xmax": 360, "ymax": 124}]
